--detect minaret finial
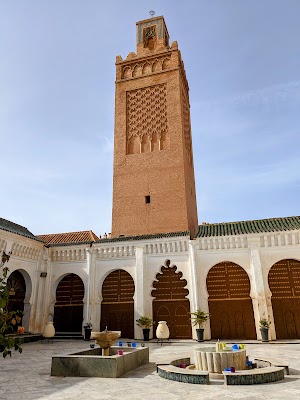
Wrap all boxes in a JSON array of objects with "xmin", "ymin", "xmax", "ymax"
[{"xmin": 149, "ymin": 10, "xmax": 155, "ymax": 17}]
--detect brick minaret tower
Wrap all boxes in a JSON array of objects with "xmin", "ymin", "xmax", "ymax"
[{"xmin": 111, "ymin": 16, "xmax": 198, "ymax": 238}]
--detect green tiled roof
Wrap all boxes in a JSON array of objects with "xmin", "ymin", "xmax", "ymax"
[
  {"xmin": 196, "ymin": 216, "xmax": 300, "ymax": 238},
  {"xmin": 0, "ymin": 218, "xmax": 43, "ymax": 242}
]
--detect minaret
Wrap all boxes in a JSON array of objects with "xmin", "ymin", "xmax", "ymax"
[{"xmin": 111, "ymin": 15, "xmax": 198, "ymax": 238}]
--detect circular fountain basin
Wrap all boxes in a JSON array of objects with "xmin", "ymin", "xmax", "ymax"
[{"xmin": 195, "ymin": 347, "xmax": 246, "ymax": 374}]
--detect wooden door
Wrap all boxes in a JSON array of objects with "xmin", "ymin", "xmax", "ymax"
[
  {"xmin": 152, "ymin": 260, "xmax": 192, "ymax": 339},
  {"xmin": 268, "ymin": 259, "xmax": 300, "ymax": 339},
  {"xmin": 54, "ymin": 274, "xmax": 84, "ymax": 333},
  {"xmin": 100, "ymin": 270, "xmax": 135, "ymax": 338},
  {"xmin": 207, "ymin": 261, "xmax": 256, "ymax": 339},
  {"xmin": 7, "ymin": 270, "xmax": 26, "ymax": 331}
]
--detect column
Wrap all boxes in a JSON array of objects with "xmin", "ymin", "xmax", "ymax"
[
  {"xmin": 248, "ymin": 239, "xmax": 275, "ymax": 340},
  {"xmin": 84, "ymin": 247, "xmax": 93, "ymax": 327},
  {"xmin": 134, "ymin": 246, "xmax": 147, "ymax": 339}
]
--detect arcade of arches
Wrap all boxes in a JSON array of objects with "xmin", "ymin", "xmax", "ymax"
[{"xmin": 13, "ymin": 259, "xmax": 298, "ymax": 339}]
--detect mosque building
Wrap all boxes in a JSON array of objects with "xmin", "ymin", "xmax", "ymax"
[{"xmin": 1, "ymin": 16, "xmax": 300, "ymax": 341}]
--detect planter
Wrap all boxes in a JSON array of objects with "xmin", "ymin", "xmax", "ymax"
[
  {"xmin": 142, "ymin": 328, "xmax": 150, "ymax": 341},
  {"xmin": 43, "ymin": 321, "xmax": 55, "ymax": 338},
  {"xmin": 196, "ymin": 328, "xmax": 204, "ymax": 342},
  {"xmin": 156, "ymin": 321, "xmax": 170, "ymax": 339},
  {"xmin": 84, "ymin": 328, "xmax": 92, "ymax": 341},
  {"xmin": 260, "ymin": 327, "xmax": 269, "ymax": 342}
]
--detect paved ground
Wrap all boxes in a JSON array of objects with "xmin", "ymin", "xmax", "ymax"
[{"xmin": 0, "ymin": 339, "xmax": 300, "ymax": 400}]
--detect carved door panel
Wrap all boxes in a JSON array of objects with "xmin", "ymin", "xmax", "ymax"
[
  {"xmin": 271, "ymin": 299, "xmax": 300, "ymax": 339},
  {"xmin": 100, "ymin": 303, "xmax": 134, "ymax": 338},
  {"xmin": 209, "ymin": 300, "xmax": 256, "ymax": 339},
  {"xmin": 54, "ymin": 305, "xmax": 83, "ymax": 332},
  {"xmin": 152, "ymin": 300, "xmax": 192, "ymax": 339}
]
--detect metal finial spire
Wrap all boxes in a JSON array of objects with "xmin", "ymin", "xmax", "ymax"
[{"xmin": 149, "ymin": 10, "xmax": 155, "ymax": 17}]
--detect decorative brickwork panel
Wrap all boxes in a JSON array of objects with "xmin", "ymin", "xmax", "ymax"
[
  {"xmin": 126, "ymin": 84, "xmax": 169, "ymax": 154},
  {"xmin": 182, "ymin": 90, "xmax": 192, "ymax": 163}
]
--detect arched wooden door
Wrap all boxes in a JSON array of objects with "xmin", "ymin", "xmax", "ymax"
[
  {"xmin": 100, "ymin": 270, "xmax": 135, "ymax": 338},
  {"xmin": 152, "ymin": 260, "xmax": 192, "ymax": 339},
  {"xmin": 207, "ymin": 261, "xmax": 256, "ymax": 339},
  {"xmin": 7, "ymin": 270, "xmax": 26, "ymax": 331},
  {"xmin": 53, "ymin": 274, "xmax": 84, "ymax": 333},
  {"xmin": 268, "ymin": 259, "xmax": 300, "ymax": 339}
]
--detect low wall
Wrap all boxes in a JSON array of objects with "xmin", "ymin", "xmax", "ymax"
[{"xmin": 51, "ymin": 346, "xmax": 149, "ymax": 378}]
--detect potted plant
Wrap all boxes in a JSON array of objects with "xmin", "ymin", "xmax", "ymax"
[
  {"xmin": 190, "ymin": 310, "xmax": 210, "ymax": 342},
  {"xmin": 136, "ymin": 316, "xmax": 154, "ymax": 341},
  {"xmin": 83, "ymin": 322, "xmax": 92, "ymax": 341},
  {"xmin": 259, "ymin": 315, "xmax": 271, "ymax": 342}
]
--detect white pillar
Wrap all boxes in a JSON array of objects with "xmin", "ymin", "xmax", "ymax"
[
  {"xmin": 197, "ymin": 253, "xmax": 211, "ymax": 340},
  {"xmin": 189, "ymin": 240, "xmax": 200, "ymax": 311},
  {"xmin": 248, "ymin": 239, "xmax": 275, "ymax": 340},
  {"xmin": 189, "ymin": 241, "xmax": 210, "ymax": 340},
  {"xmin": 85, "ymin": 247, "xmax": 93, "ymax": 327},
  {"xmin": 134, "ymin": 245, "xmax": 147, "ymax": 339},
  {"xmin": 89, "ymin": 248, "xmax": 100, "ymax": 331}
]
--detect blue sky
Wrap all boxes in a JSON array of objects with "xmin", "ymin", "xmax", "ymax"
[{"xmin": 1, "ymin": 0, "xmax": 299, "ymax": 236}]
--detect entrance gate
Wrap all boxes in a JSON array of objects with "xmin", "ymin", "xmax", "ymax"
[
  {"xmin": 152, "ymin": 260, "xmax": 192, "ymax": 339},
  {"xmin": 207, "ymin": 261, "xmax": 256, "ymax": 339},
  {"xmin": 54, "ymin": 274, "xmax": 84, "ymax": 333},
  {"xmin": 100, "ymin": 270, "xmax": 135, "ymax": 338},
  {"xmin": 268, "ymin": 259, "xmax": 300, "ymax": 339}
]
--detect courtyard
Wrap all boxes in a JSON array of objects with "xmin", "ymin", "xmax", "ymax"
[{"xmin": 0, "ymin": 339, "xmax": 300, "ymax": 400}]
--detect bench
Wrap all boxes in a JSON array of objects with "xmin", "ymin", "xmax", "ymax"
[
  {"xmin": 157, "ymin": 364, "xmax": 209, "ymax": 384},
  {"xmin": 254, "ymin": 357, "xmax": 289, "ymax": 375},
  {"xmin": 223, "ymin": 366, "xmax": 285, "ymax": 385}
]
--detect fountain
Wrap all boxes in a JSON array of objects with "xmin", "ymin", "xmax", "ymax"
[
  {"xmin": 157, "ymin": 343, "xmax": 285, "ymax": 385},
  {"xmin": 91, "ymin": 328, "xmax": 121, "ymax": 356},
  {"xmin": 51, "ymin": 328, "xmax": 149, "ymax": 378}
]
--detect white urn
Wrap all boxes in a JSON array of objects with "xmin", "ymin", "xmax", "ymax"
[
  {"xmin": 43, "ymin": 321, "xmax": 55, "ymax": 338},
  {"xmin": 156, "ymin": 321, "xmax": 170, "ymax": 339}
]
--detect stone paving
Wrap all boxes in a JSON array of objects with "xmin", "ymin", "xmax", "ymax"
[{"xmin": 0, "ymin": 339, "xmax": 300, "ymax": 400}]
